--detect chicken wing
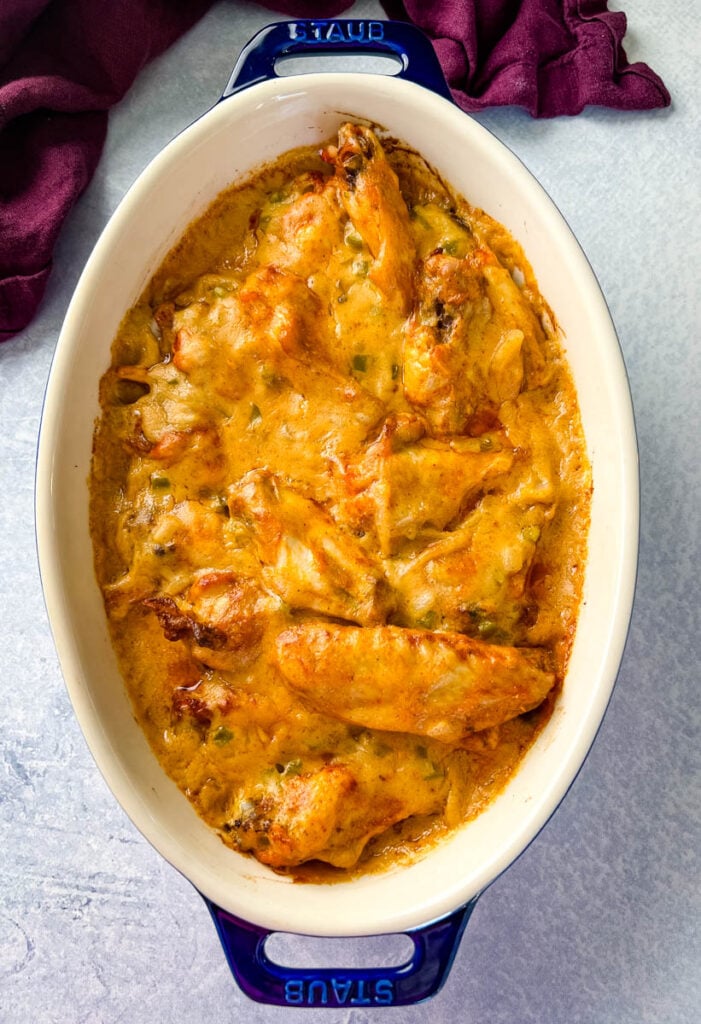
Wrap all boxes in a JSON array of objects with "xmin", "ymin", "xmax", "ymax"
[
  {"xmin": 229, "ymin": 470, "xmax": 392, "ymax": 625},
  {"xmin": 275, "ymin": 622, "xmax": 555, "ymax": 742},
  {"xmin": 325, "ymin": 123, "xmax": 416, "ymax": 314},
  {"xmin": 337, "ymin": 414, "xmax": 514, "ymax": 555},
  {"xmin": 173, "ymin": 265, "xmax": 335, "ymax": 386},
  {"xmin": 402, "ymin": 249, "xmax": 493, "ymax": 435},
  {"xmin": 173, "ymin": 264, "xmax": 385, "ymax": 494},
  {"xmin": 387, "ymin": 493, "xmax": 548, "ymax": 640},
  {"xmin": 106, "ymin": 499, "xmax": 238, "ymax": 613},
  {"xmin": 254, "ymin": 171, "xmax": 346, "ymax": 282},
  {"xmin": 224, "ymin": 755, "xmax": 448, "ymax": 869},
  {"xmin": 144, "ymin": 570, "xmax": 279, "ymax": 674}
]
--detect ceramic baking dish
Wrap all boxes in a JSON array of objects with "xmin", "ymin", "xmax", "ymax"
[{"xmin": 35, "ymin": 18, "xmax": 638, "ymax": 1007}]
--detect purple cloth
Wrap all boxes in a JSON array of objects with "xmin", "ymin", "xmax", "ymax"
[
  {"xmin": 0, "ymin": 1, "xmax": 670, "ymax": 341},
  {"xmin": 0, "ymin": 0, "xmax": 215, "ymax": 342},
  {"xmin": 391, "ymin": 0, "xmax": 670, "ymax": 116}
]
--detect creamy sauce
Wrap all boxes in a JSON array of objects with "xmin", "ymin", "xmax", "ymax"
[{"xmin": 90, "ymin": 124, "xmax": 591, "ymax": 879}]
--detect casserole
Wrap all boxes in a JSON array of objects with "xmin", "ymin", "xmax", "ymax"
[{"xmin": 35, "ymin": 19, "xmax": 638, "ymax": 1007}]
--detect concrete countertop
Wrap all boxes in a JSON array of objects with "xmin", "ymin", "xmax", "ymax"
[{"xmin": 1, "ymin": 1, "xmax": 698, "ymax": 1021}]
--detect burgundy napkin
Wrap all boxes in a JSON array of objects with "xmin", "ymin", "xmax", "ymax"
[
  {"xmin": 0, "ymin": 0, "xmax": 217, "ymax": 342},
  {"xmin": 0, "ymin": 1, "xmax": 670, "ymax": 342},
  {"xmin": 386, "ymin": 0, "xmax": 671, "ymax": 116}
]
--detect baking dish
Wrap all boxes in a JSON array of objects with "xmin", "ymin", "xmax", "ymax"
[{"xmin": 35, "ymin": 18, "xmax": 639, "ymax": 1007}]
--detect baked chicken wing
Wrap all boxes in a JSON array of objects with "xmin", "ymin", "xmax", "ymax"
[
  {"xmin": 91, "ymin": 123, "xmax": 590, "ymax": 877},
  {"xmin": 144, "ymin": 570, "xmax": 279, "ymax": 674},
  {"xmin": 337, "ymin": 414, "xmax": 514, "ymax": 555},
  {"xmin": 224, "ymin": 756, "xmax": 448, "ymax": 869},
  {"xmin": 229, "ymin": 470, "xmax": 392, "ymax": 625},
  {"xmin": 275, "ymin": 622, "xmax": 555, "ymax": 742},
  {"xmin": 325, "ymin": 122, "xmax": 416, "ymax": 314}
]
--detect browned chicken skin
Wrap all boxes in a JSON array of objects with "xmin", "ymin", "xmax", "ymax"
[
  {"xmin": 228, "ymin": 470, "xmax": 393, "ymax": 626},
  {"xmin": 144, "ymin": 571, "xmax": 278, "ymax": 674},
  {"xmin": 402, "ymin": 249, "xmax": 496, "ymax": 435},
  {"xmin": 324, "ymin": 123, "xmax": 417, "ymax": 314},
  {"xmin": 336, "ymin": 413, "xmax": 515, "ymax": 556},
  {"xmin": 226, "ymin": 757, "xmax": 448, "ymax": 869},
  {"xmin": 91, "ymin": 123, "xmax": 590, "ymax": 876},
  {"xmin": 275, "ymin": 622, "xmax": 556, "ymax": 742}
]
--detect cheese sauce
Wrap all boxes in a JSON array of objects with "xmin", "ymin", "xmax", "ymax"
[{"xmin": 90, "ymin": 124, "xmax": 591, "ymax": 878}]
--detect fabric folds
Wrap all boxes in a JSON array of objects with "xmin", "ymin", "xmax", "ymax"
[{"xmin": 0, "ymin": 0, "xmax": 670, "ymax": 341}]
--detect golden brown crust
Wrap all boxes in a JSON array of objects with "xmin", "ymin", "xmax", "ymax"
[
  {"xmin": 89, "ymin": 124, "xmax": 590, "ymax": 876},
  {"xmin": 275, "ymin": 622, "xmax": 555, "ymax": 741}
]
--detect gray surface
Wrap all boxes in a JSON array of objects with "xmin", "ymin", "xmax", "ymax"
[{"xmin": 1, "ymin": 1, "xmax": 699, "ymax": 1021}]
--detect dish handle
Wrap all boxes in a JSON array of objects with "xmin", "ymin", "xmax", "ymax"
[
  {"xmin": 202, "ymin": 896, "xmax": 476, "ymax": 1007},
  {"xmin": 221, "ymin": 19, "xmax": 453, "ymax": 102}
]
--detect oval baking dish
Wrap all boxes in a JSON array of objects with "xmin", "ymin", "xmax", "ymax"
[{"xmin": 35, "ymin": 19, "xmax": 639, "ymax": 1007}]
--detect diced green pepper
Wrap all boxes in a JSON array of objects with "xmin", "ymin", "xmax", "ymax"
[
  {"xmin": 417, "ymin": 610, "xmax": 438, "ymax": 630},
  {"xmin": 477, "ymin": 619, "xmax": 507, "ymax": 643},
  {"xmin": 411, "ymin": 207, "xmax": 431, "ymax": 230},
  {"xmin": 345, "ymin": 230, "xmax": 364, "ymax": 251}
]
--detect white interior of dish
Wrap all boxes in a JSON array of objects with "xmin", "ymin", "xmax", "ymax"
[{"xmin": 36, "ymin": 74, "xmax": 638, "ymax": 938}]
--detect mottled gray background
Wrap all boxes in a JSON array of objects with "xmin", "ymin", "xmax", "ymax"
[{"xmin": 1, "ymin": 1, "xmax": 698, "ymax": 1021}]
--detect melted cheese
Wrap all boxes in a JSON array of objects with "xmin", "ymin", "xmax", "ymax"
[{"xmin": 90, "ymin": 124, "xmax": 591, "ymax": 878}]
